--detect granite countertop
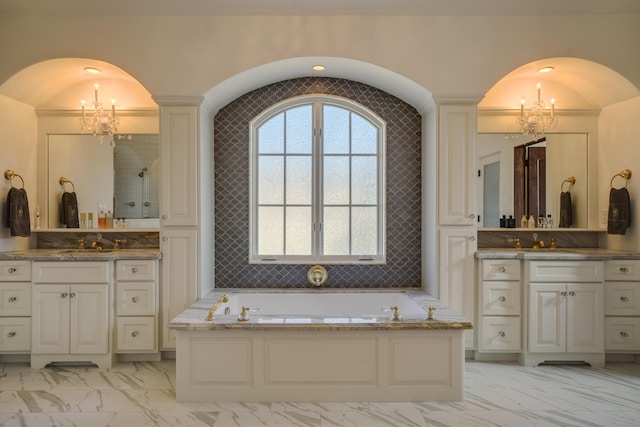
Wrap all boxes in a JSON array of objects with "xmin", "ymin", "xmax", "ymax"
[
  {"xmin": 169, "ymin": 289, "xmax": 473, "ymax": 332},
  {"xmin": 0, "ymin": 248, "xmax": 162, "ymax": 261},
  {"xmin": 476, "ymin": 247, "xmax": 640, "ymax": 260}
]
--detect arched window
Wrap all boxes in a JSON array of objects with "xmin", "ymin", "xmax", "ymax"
[{"xmin": 249, "ymin": 95, "xmax": 386, "ymax": 264}]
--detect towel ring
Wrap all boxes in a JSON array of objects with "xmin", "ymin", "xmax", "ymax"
[
  {"xmin": 59, "ymin": 176, "xmax": 76, "ymax": 192},
  {"xmin": 610, "ymin": 169, "xmax": 632, "ymax": 189},
  {"xmin": 4, "ymin": 169, "xmax": 25, "ymax": 189},
  {"xmin": 561, "ymin": 176, "xmax": 575, "ymax": 192}
]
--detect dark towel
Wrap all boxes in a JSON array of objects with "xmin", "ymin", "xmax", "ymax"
[
  {"xmin": 608, "ymin": 187, "xmax": 631, "ymax": 235},
  {"xmin": 559, "ymin": 191, "xmax": 572, "ymax": 228},
  {"xmin": 4, "ymin": 187, "xmax": 31, "ymax": 237},
  {"xmin": 60, "ymin": 191, "xmax": 80, "ymax": 228}
]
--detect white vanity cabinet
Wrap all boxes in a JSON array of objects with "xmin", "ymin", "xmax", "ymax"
[
  {"xmin": 31, "ymin": 261, "xmax": 112, "ymax": 369},
  {"xmin": 0, "ymin": 260, "xmax": 32, "ymax": 353},
  {"xmin": 526, "ymin": 260, "xmax": 604, "ymax": 367},
  {"xmin": 604, "ymin": 260, "xmax": 640, "ymax": 352},
  {"xmin": 477, "ymin": 259, "xmax": 521, "ymax": 352},
  {"xmin": 115, "ymin": 259, "xmax": 159, "ymax": 353}
]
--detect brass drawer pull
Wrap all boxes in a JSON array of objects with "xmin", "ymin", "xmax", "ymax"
[
  {"xmin": 7, "ymin": 267, "xmax": 16, "ymax": 273},
  {"xmin": 620, "ymin": 331, "xmax": 629, "ymax": 338},
  {"xmin": 7, "ymin": 332, "xmax": 16, "ymax": 338},
  {"xmin": 568, "ymin": 291, "xmax": 576, "ymax": 297},
  {"xmin": 498, "ymin": 296, "xmax": 506, "ymax": 302},
  {"xmin": 131, "ymin": 267, "xmax": 138, "ymax": 274},
  {"xmin": 621, "ymin": 296, "xmax": 630, "ymax": 302},
  {"xmin": 131, "ymin": 331, "xmax": 139, "ymax": 338},
  {"xmin": 620, "ymin": 267, "xmax": 629, "ymax": 273},
  {"xmin": 132, "ymin": 297, "xmax": 139, "ymax": 303},
  {"xmin": 498, "ymin": 331, "xmax": 506, "ymax": 337},
  {"xmin": 8, "ymin": 297, "xmax": 17, "ymax": 303},
  {"xmin": 499, "ymin": 267, "xmax": 506, "ymax": 273}
]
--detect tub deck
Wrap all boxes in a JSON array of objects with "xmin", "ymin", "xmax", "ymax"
[{"xmin": 169, "ymin": 290, "xmax": 472, "ymax": 402}]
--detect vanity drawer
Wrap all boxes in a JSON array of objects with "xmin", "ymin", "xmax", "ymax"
[
  {"xmin": 116, "ymin": 282, "xmax": 156, "ymax": 316},
  {"xmin": 480, "ymin": 316, "xmax": 521, "ymax": 352},
  {"xmin": 481, "ymin": 281, "xmax": 521, "ymax": 316},
  {"xmin": 528, "ymin": 260, "xmax": 603, "ymax": 283},
  {"xmin": 605, "ymin": 317, "xmax": 640, "ymax": 351},
  {"xmin": 0, "ymin": 261, "xmax": 31, "ymax": 282},
  {"xmin": 0, "ymin": 317, "xmax": 31, "ymax": 352},
  {"xmin": 0, "ymin": 284, "xmax": 31, "ymax": 316},
  {"xmin": 116, "ymin": 260, "xmax": 157, "ymax": 281},
  {"xmin": 116, "ymin": 317, "xmax": 156, "ymax": 352},
  {"xmin": 482, "ymin": 259, "xmax": 521, "ymax": 281},
  {"xmin": 605, "ymin": 260, "xmax": 640, "ymax": 281},
  {"xmin": 32, "ymin": 262, "xmax": 111, "ymax": 284},
  {"xmin": 605, "ymin": 282, "xmax": 640, "ymax": 316}
]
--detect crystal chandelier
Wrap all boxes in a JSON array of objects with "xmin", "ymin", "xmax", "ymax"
[
  {"xmin": 517, "ymin": 82, "xmax": 557, "ymax": 136},
  {"xmin": 79, "ymin": 84, "xmax": 119, "ymax": 146}
]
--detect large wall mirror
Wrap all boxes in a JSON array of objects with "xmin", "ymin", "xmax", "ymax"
[
  {"xmin": 47, "ymin": 134, "xmax": 159, "ymax": 228},
  {"xmin": 476, "ymin": 133, "xmax": 588, "ymax": 229}
]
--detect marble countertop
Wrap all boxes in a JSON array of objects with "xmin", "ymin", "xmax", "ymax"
[
  {"xmin": 476, "ymin": 247, "xmax": 640, "ymax": 260},
  {"xmin": 169, "ymin": 289, "xmax": 473, "ymax": 332},
  {"xmin": 0, "ymin": 248, "xmax": 162, "ymax": 261}
]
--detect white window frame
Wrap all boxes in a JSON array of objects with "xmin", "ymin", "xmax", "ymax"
[{"xmin": 249, "ymin": 94, "xmax": 386, "ymax": 264}]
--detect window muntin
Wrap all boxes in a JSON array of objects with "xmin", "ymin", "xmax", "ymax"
[{"xmin": 250, "ymin": 96, "xmax": 385, "ymax": 264}]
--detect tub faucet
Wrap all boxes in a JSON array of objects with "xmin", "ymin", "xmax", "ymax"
[
  {"xmin": 205, "ymin": 294, "xmax": 230, "ymax": 321},
  {"xmin": 532, "ymin": 233, "xmax": 545, "ymax": 249},
  {"xmin": 382, "ymin": 305, "xmax": 401, "ymax": 321},
  {"xmin": 91, "ymin": 233, "xmax": 104, "ymax": 251}
]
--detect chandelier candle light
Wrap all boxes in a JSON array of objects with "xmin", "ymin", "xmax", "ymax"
[
  {"xmin": 79, "ymin": 84, "xmax": 119, "ymax": 146},
  {"xmin": 517, "ymin": 82, "xmax": 557, "ymax": 136}
]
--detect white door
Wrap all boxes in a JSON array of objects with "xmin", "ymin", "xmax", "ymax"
[
  {"xmin": 529, "ymin": 283, "xmax": 565, "ymax": 353},
  {"xmin": 71, "ymin": 285, "xmax": 109, "ymax": 354},
  {"xmin": 32, "ymin": 285, "xmax": 69, "ymax": 354},
  {"xmin": 566, "ymin": 283, "xmax": 604, "ymax": 353}
]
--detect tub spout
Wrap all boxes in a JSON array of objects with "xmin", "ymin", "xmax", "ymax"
[
  {"xmin": 205, "ymin": 294, "xmax": 230, "ymax": 321},
  {"xmin": 382, "ymin": 305, "xmax": 401, "ymax": 321}
]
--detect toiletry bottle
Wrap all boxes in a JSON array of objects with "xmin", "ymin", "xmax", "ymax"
[
  {"xmin": 87, "ymin": 212, "xmax": 94, "ymax": 229},
  {"xmin": 106, "ymin": 210, "xmax": 113, "ymax": 228},
  {"xmin": 547, "ymin": 214, "xmax": 553, "ymax": 228},
  {"xmin": 35, "ymin": 205, "xmax": 40, "ymax": 230},
  {"xmin": 98, "ymin": 210, "xmax": 106, "ymax": 229},
  {"xmin": 528, "ymin": 215, "xmax": 536, "ymax": 228},
  {"xmin": 80, "ymin": 212, "xmax": 87, "ymax": 229},
  {"xmin": 508, "ymin": 215, "xmax": 515, "ymax": 228},
  {"xmin": 520, "ymin": 215, "xmax": 528, "ymax": 228},
  {"xmin": 499, "ymin": 215, "xmax": 506, "ymax": 228}
]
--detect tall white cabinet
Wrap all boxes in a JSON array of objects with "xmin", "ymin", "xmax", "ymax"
[
  {"xmin": 435, "ymin": 101, "xmax": 478, "ymax": 349},
  {"xmin": 156, "ymin": 99, "xmax": 202, "ymax": 351}
]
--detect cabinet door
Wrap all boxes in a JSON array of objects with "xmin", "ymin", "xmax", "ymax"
[
  {"xmin": 566, "ymin": 283, "xmax": 604, "ymax": 353},
  {"xmin": 438, "ymin": 228, "xmax": 476, "ymax": 348},
  {"xmin": 529, "ymin": 283, "xmax": 565, "ymax": 353},
  {"xmin": 70, "ymin": 285, "xmax": 109, "ymax": 354},
  {"xmin": 160, "ymin": 105, "xmax": 199, "ymax": 226},
  {"xmin": 32, "ymin": 285, "xmax": 69, "ymax": 354},
  {"xmin": 437, "ymin": 104, "xmax": 476, "ymax": 225},
  {"xmin": 161, "ymin": 228, "xmax": 198, "ymax": 349}
]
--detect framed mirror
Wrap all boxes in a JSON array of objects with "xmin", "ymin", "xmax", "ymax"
[
  {"xmin": 47, "ymin": 134, "xmax": 159, "ymax": 228},
  {"xmin": 476, "ymin": 133, "xmax": 588, "ymax": 228}
]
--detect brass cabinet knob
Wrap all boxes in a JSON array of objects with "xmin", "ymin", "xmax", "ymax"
[
  {"xmin": 499, "ymin": 296, "xmax": 506, "ymax": 302},
  {"xmin": 621, "ymin": 296, "xmax": 630, "ymax": 302},
  {"xmin": 131, "ymin": 331, "xmax": 139, "ymax": 338},
  {"xmin": 498, "ymin": 331, "xmax": 506, "ymax": 337},
  {"xmin": 8, "ymin": 297, "xmax": 17, "ymax": 303}
]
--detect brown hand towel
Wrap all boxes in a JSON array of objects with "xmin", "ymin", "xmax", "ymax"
[
  {"xmin": 4, "ymin": 187, "xmax": 31, "ymax": 237},
  {"xmin": 607, "ymin": 187, "xmax": 631, "ymax": 235},
  {"xmin": 559, "ymin": 191, "xmax": 572, "ymax": 228},
  {"xmin": 60, "ymin": 191, "xmax": 80, "ymax": 228}
]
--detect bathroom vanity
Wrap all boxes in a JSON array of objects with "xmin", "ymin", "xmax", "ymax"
[
  {"xmin": 476, "ymin": 248, "xmax": 640, "ymax": 366},
  {"xmin": 0, "ymin": 249, "xmax": 161, "ymax": 368}
]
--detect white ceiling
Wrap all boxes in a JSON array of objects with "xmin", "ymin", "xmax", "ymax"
[{"xmin": 2, "ymin": 0, "xmax": 640, "ymax": 16}]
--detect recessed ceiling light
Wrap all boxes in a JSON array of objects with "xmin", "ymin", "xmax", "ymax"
[
  {"xmin": 312, "ymin": 65, "xmax": 325, "ymax": 71},
  {"xmin": 538, "ymin": 66, "xmax": 555, "ymax": 73},
  {"xmin": 84, "ymin": 67, "xmax": 101, "ymax": 74}
]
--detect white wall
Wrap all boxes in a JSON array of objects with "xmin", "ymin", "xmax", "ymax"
[
  {"xmin": 0, "ymin": 96, "xmax": 37, "ymax": 251},
  {"xmin": 599, "ymin": 97, "xmax": 640, "ymax": 251}
]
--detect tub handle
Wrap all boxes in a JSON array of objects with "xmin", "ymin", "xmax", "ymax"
[
  {"xmin": 237, "ymin": 306, "xmax": 259, "ymax": 322},
  {"xmin": 426, "ymin": 306, "xmax": 438, "ymax": 320},
  {"xmin": 381, "ymin": 305, "xmax": 401, "ymax": 321}
]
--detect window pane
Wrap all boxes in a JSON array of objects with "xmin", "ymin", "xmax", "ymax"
[
  {"xmin": 324, "ymin": 156, "xmax": 349, "ymax": 205},
  {"xmin": 286, "ymin": 207, "xmax": 312, "ymax": 255},
  {"xmin": 258, "ymin": 113, "xmax": 284, "ymax": 154},
  {"xmin": 258, "ymin": 207, "xmax": 283, "ymax": 255},
  {"xmin": 323, "ymin": 105, "xmax": 349, "ymax": 154},
  {"xmin": 286, "ymin": 105, "xmax": 312, "ymax": 154},
  {"xmin": 286, "ymin": 156, "xmax": 312, "ymax": 205},
  {"xmin": 352, "ymin": 207, "xmax": 377, "ymax": 255},
  {"xmin": 352, "ymin": 114, "xmax": 377, "ymax": 154},
  {"xmin": 258, "ymin": 156, "xmax": 283, "ymax": 204},
  {"xmin": 352, "ymin": 156, "xmax": 377, "ymax": 205},
  {"xmin": 323, "ymin": 207, "xmax": 350, "ymax": 255}
]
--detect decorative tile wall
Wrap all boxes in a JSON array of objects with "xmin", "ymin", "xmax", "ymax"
[{"xmin": 214, "ymin": 77, "xmax": 422, "ymax": 288}]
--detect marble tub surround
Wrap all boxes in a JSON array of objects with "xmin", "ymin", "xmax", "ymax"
[
  {"xmin": 476, "ymin": 247, "xmax": 640, "ymax": 260},
  {"xmin": 36, "ymin": 230, "xmax": 160, "ymax": 250},
  {"xmin": 170, "ymin": 289, "xmax": 472, "ymax": 331},
  {"xmin": 0, "ymin": 247, "xmax": 162, "ymax": 261},
  {"xmin": 478, "ymin": 228, "xmax": 601, "ymax": 249}
]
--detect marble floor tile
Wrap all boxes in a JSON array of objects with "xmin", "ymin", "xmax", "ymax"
[{"xmin": 0, "ymin": 360, "xmax": 639, "ymax": 426}]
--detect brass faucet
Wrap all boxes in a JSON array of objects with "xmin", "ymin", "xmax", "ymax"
[
  {"xmin": 91, "ymin": 233, "xmax": 104, "ymax": 251},
  {"xmin": 205, "ymin": 294, "xmax": 230, "ymax": 321},
  {"xmin": 114, "ymin": 239, "xmax": 127, "ymax": 250},
  {"xmin": 77, "ymin": 239, "xmax": 85, "ymax": 250},
  {"xmin": 382, "ymin": 305, "xmax": 401, "ymax": 321},
  {"xmin": 532, "ymin": 233, "xmax": 545, "ymax": 249},
  {"xmin": 427, "ymin": 306, "xmax": 437, "ymax": 320}
]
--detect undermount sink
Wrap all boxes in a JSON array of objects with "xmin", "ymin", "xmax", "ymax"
[{"xmin": 55, "ymin": 249, "xmax": 118, "ymax": 254}]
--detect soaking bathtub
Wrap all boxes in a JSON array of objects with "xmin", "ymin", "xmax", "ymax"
[{"xmin": 169, "ymin": 290, "xmax": 472, "ymax": 402}]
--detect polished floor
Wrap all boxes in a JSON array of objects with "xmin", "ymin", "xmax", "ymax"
[{"xmin": 1, "ymin": 359, "xmax": 639, "ymax": 426}]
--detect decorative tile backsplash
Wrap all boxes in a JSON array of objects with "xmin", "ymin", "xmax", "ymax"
[{"xmin": 213, "ymin": 77, "xmax": 422, "ymax": 288}]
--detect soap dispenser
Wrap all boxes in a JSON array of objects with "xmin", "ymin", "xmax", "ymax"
[
  {"xmin": 528, "ymin": 215, "xmax": 536, "ymax": 228},
  {"xmin": 520, "ymin": 215, "xmax": 528, "ymax": 228}
]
